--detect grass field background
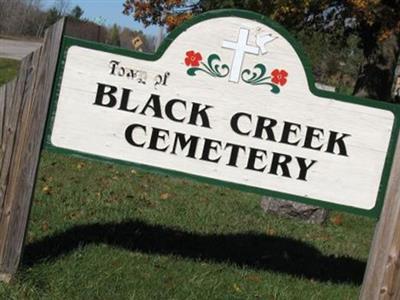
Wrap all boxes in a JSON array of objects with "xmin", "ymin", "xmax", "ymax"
[{"xmin": 0, "ymin": 58, "xmax": 376, "ymax": 299}]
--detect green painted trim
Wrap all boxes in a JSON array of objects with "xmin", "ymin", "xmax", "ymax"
[{"xmin": 43, "ymin": 9, "xmax": 400, "ymax": 219}]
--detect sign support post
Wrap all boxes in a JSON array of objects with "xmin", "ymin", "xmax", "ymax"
[
  {"xmin": 0, "ymin": 19, "xmax": 65, "ymax": 283},
  {"xmin": 360, "ymin": 131, "xmax": 400, "ymax": 299}
]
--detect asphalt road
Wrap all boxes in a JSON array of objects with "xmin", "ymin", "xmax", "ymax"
[{"xmin": 0, "ymin": 38, "xmax": 42, "ymax": 60}]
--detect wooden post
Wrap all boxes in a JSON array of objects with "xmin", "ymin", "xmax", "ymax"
[
  {"xmin": 360, "ymin": 132, "xmax": 400, "ymax": 299},
  {"xmin": 0, "ymin": 19, "xmax": 65, "ymax": 283}
]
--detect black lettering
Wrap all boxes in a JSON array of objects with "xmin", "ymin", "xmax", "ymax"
[
  {"xmin": 109, "ymin": 60, "xmax": 119, "ymax": 75},
  {"xmin": 231, "ymin": 112, "xmax": 252, "ymax": 136},
  {"xmin": 254, "ymin": 116, "xmax": 277, "ymax": 141},
  {"xmin": 189, "ymin": 103, "xmax": 213, "ymax": 128},
  {"xmin": 125, "ymin": 124, "xmax": 146, "ymax": 147},
  {"xmin": 166, "ymin": 99, "xmax": 186, "ymax": 123},
  {"xmin": 326, "ymin": 131, "xmax": 351, "ymax": 156},
  {"xmin": 225, "ymin": 143, "xmax": 246, "ymax": 167},
  {"xmin": 246, "ymin": 148, "xmax": 268, "ymax": 172},
  {"xmin": 280, "ymin": 121, "xmax": 302, "ymax": 146},
  {"xmin": 118, "ymin": 66, "xmax": 125, "ymax": 76},
  {"xmin": 148, "ymin": 127, "xmax": 169, "ymax": 152},
  {"xmin": 94, "ymin": 83, "xmax": 117, "ymax": 108},
  {"xmin": 269, "ymin": 152, "xmax": 292, "ymax": 178},
  {"xmin": 140, "ymin": 94, "xmax": 163, "ymax": 118},
  {"xmin": 303, "ymin": 126, "xmax": 324, "ymax": 151},
  {"xmin": 171, "ymin": 132, "xmax": 199, "ymax": 158},
  {"xmin": 118, "ymin": 88, "xmax": 138, "ymax": 113},
  {"xmin": 296, "ymin": 157, "xmax": 317, "ymax": 181},
  {"xmin": 201, "ymin": 139, "xmax": 222, "ymax": 163},
  {"xmin": 127, "ymin": 69, "xmax": 136, "ymax": 79}
]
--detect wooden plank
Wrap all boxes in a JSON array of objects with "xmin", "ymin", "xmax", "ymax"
[
  {"xmin": 0, "ymin": 48, "xmax": 42, "ymax": 273},
  {"xmin": 0, "ymin": 84, "xmax": 6, "ymax": 146},
  {"xmin": 360, "ymin": 131, "xmax": 400, "ymax": 299},
  {"xmin": 0, "ymin": 80, "xmax": 17, "ymax": 209},
  {"xmin": 0, "ymin": 66, "xmax": 30, "ymax": 227},
  {"xmin": 0, "ymin": 19, "xmax": 65, "ymax": 281}
]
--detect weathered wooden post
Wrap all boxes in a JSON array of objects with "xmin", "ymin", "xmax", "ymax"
[
  {"xmin": 0, "ymin": 16, "xmax": 108, "ymax": 283},
  {"xmin": 360, "ymin": 131, "xmax": 400, "ymax": 299},
  {"xmin": 0, "ymin": 19, "xmax": 65, "ymax": 283}
]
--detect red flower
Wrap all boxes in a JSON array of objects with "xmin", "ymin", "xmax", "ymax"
[
  {"xmin": 185, "ymin": 50, "xmax": 202, "ymax": 67},
  {"xmin": 271, "ymin": 69, "xmax": 288, "ymax": 86}
]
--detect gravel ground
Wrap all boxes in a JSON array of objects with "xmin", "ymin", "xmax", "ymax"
[{"xmin": 0, "ymin": 38, "xmax": 42, "ymax": 60}]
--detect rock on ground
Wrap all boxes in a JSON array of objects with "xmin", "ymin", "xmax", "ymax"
[{"xmin": 260, "ymin": 196, "xmax": 328, "ymax": 224}]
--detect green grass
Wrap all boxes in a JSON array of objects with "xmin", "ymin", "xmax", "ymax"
[
  {"xmin": 0, "ymin": 151, "xmax": 375, "ymax": 299},
  {"xmin": 0, "ymin": 55, "xmax": 376, "ymax": 299},
  {"xmin": 0, "ymin": 58, "xmax": 20, "ymax": 86}
]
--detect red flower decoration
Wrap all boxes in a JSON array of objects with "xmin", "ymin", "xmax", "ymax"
[
  {"xmin": 271, "ymin": 69, "xmax": 288, "ymax": 86},
  {"xmin": 185, "ymin": 50, "xmax": 202, "ymax": 67}
]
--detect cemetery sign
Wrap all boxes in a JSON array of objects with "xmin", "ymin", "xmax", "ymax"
[{"xmin": 46, "ymin": 10, "xmax": 400, "ymax": 217}]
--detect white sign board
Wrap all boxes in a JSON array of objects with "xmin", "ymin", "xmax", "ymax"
[{"xmin": 48, "ymin": 11, "xmax": 398, "ymax": 216}]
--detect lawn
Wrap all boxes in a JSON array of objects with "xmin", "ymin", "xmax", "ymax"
[
  {"xmin": 0, "ymin": 58, "xmax": 20, "ymax": 86},
  {"xmin": 0, "ymin": 58, "xmax": 375, "ymax": 299}
]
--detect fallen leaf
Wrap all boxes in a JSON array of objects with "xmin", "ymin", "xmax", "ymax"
[
  {"xmin": 330, "ymin": 214, "xmax": 343, "ymax": 226},
  {"xmin": 27, "ymin": 233, "xmax": 35, "ymax": 243},
  {"xmin": 111, "ymin": 260, "xmax": 120, "ymax": 267},
  {"xmin": 245, "ymin": 274, "xmax": 262, "ymax": 283},
  {"xmin": 316, "ymin": 234, "xmax": 331, "ymax": 241},
  {"xmin": 233, "ymin": 283, "xmax": 241, "ymax": 292},
  {"xmin": 266, "ymin": 227, "xmax": 277, "ymax": 236},
  {"xmin": 160, "ymin": 193, "xmax": 170, "ymax": 200},
  {"xmin": 76, "ymin": 162, "xmax": 85, "ymax": 170},
  {"xmin": 42, "ymin": 185, "xmax": 51, "ymax": 195},
  {"xmin": 42, "ymin": 221, "xmax": 49, "ymax": 232}
]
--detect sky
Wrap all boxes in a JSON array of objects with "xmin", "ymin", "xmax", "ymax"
[{"xmin": 41, "ymin": 0, "xmax": 160, "ymax": 36}]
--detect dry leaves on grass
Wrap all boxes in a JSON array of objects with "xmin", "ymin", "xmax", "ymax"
[
  {"xmin": 160, "ymin": 193, "xmax": 171, "ymax": 200},
  {"xmin": 245, "ymin": 274, "xmax": 262, "ymax": 283},
  {"xmin": 41, "ymin": 221, "xmax": 49, "ymax": 232},
  {"xmin": 330, "ymin": 214, "xmax": 344, "ymax": 226},
  {"xmin": 266, "ymin": 226, "xmax": 277, "ymax": 236},
  {"xmin": 233, "ymin": 283, "xmax": 242, "ymax": 292},
  {"xmin": 42, "ymin": 185, "xmax": 52, "ymax": 195}
]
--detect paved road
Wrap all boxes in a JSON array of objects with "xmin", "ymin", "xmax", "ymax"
[{"xmin": 0, "ymin": 39, "xmax": 42, "ymax": 60}]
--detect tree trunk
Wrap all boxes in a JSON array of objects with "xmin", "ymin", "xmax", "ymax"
[{"xmin": 353, "ymin": 31, "xmax": 400, "ymax": 102}]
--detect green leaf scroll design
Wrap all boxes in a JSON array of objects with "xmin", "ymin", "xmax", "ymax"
[
  {"xmin": 187, "ymin": 54, "xmax": 230, "ymax": 78},
  {"xmin": 241, "ymin": 64, "xmax": 280, "ymax": 94}
]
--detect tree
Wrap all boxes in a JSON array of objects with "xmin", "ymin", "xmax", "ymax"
[
  {"xmin": 43, "ymin": 0, "xmax": 72, "ymax": 32},
  {"xmin": 122, "ymin": 0, "xmax": 400, "ymax": 102},
  {"xmin": 109, "ymin": 24, "xmax": 121, "ymax": 46},
  {"xmin": 0, "ymin": 0, "xmax": 49, "ymax": 37},
  {"xmin": 54, "ymin": 0, "xmax": 70, "ymax": 16},
  {"xmin": 123, "ymin": 0, "xmax": 201, "ymax": 31},
  {"xmin": 70, "ymin": 5, "xmax": 84, "ymax": 20},
  {"xmin": 337, "ymin": 1, "xmax": 399, "ymax": 102},
  {"xmin": 45, "ymin": 7, "xmax": 62, "ymax": 29}
]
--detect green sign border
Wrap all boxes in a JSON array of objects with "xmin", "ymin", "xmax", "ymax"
[{"xmin": 43, "ymin": 9, "xmax": 400, "ymax": 218}]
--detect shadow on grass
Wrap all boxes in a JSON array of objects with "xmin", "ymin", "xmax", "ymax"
[{"xmin": 22, "ymin": 220, "xmax": 365, "ymax": 284}]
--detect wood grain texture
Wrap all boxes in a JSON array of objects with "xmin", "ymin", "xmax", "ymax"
[
  {"xmin": 0, "ymin": 19, "xmax": 65, "ymax": 280},
  {"xmin": 0, "ymin": 79, "xmax": 16, "ymax": 212},
  {"xmin": 360, "ymin": 131, "xmax": 400, "ymax": 299}
]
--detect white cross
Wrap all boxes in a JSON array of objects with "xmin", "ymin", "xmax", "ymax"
[{"xmin": 222, "ymin": 28, "xmax": 259, "ymax": 83}]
